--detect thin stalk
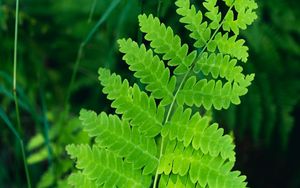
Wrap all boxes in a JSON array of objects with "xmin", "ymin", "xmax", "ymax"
[
  {"xmin": 152, "ymin": 3, "xmax": 235, "ymax": 187},
  {"xmin": 0, "ymin": 107, "xmax": 31, "ymax": 188},
  {"xmin": 20, "ymin": 140, "xmax": 31, "ymax": 188},
  {"xmin": 88, "ymin": 0, "xmax": 97, "ymax": 23},
  {"xmin": 12, "ymin": 0, "xmax": 31, "ymax": 187},
  {"xmin": 64, "ymin": 0, "xmax": 121, "ymax": 118},
  {"xmin": 13, "ymin": 0, "xmax": 21, "ymax": 135},
  {"xmin": 13, "ymin": 90, "xmax": 21, "ymax": 133},
  {"xmin": 152, "ymin": 71, "xmax": 189, "ymax": 187}
]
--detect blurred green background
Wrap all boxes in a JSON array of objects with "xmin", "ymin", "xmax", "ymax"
[{"xmin": 0, "ymin": 0, "xmax": 299, "ymax": 187}]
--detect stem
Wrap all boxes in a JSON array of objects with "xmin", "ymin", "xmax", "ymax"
[
  {"xmin": 152, "ymin": 3, "xmax": 235, "ymax": 187},
  {"xmin": 152, "ymin": 71, "xmax": 189, "ymax": 187},
  {"xmin": 13, "ymin": 0, "xmax": 21, "ymax": 135},
  {"xmin": 20, "ymin": 140, "xmax": 31, "ymax": 188},
  {"xmin": 13, "ymin": 92, "xmax": 21, "ymax": 134},
  {"xmin": 13, "ymin": 1, "xmax": 31, "ymax": 187},
  {"xmin": 88, "ymin": 0, "xmax": 97, "ymax": 23}
]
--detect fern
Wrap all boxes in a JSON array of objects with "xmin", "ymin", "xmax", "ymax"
[
  {"xmin": 67, "ymin": 144, "xmax": 152, "ymax": 187},
  {"xmin": 118, "ymin": 38, "xmax": 176, "ymax": 105},
  {"xmin": 79, "ymin": 109, "xmax": 158, "ymax": 174},
  {"xmin": 98, "ymin": 68, "xmax": 165, "ymax": 137},
  {"xmin": 67, "ymin": 0, "xmax": 257, "ymax": 187},
  {"xmin": 161, "ymin": 106, "xmax": 236, "ymax": 161},
  {"xmin": 216, "ymin": 0, "xmax": 300, "ymax": 149},
  {"xmin": 157, "ymin": 140, "xmax": 246, "ymax": 187}
]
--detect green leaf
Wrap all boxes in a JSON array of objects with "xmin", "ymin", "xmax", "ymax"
[
  {"xmin": 118, "ymin": 38, "xmax": 176, "ymax": 105},
  {"xmin": 212, "ymin": 33, "xmax": 249, "ymax": 62},
  {"xmin": 158, "ymin": 140, "xmax": 247, "ymax": 187},
  {"xmin": 66, "ymin": 144, "xmax": 152, "ymax": 188},
  {"xmin": 159, "ymin": 174, "xmax": 196, "ymax": 188},
  {"xmin": 162, "ymin": 106, "xmax": 236, "ymax": 161},
  {"xmin": 79, "ymin": 109, "xmax": 159, "ymax": 174},
  {"xmin": 177, "ymin": 77, "xmax": 253, "ymax": 110},
  {"xmin": 67, "ymin": 0, "xmax": 258, "ymax": 187},
  {"xmin": 194, "ymin": 52, "xmax": 254, "ymax": 87},
  {"xmin": 222, "ymin": 0, "xmax": 258, "ymax": 35},
  {"xmin": 68, "ymin": 172, "xmax": 96, "ymax": 188},
  {"xmin": 138, "ymin": 14, "xmax": 197, "ymax": 75},
  {"xmin": 176, "ymin": 0, "xmax": 211, "ymax": 48},
  {"xmin": 98, "ymin": 68, "xmax": 164, "ymax": 137}
]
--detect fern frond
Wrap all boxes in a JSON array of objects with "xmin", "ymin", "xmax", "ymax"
[
  {"xmin": 98, "ymin": 68, "xmax": 165, "ymax": 137},
  {"xmin": 203, "ymin": 0, "xmax": 222, "ymax": 30},
  {"xmin": 66, "ymin": 144, "xmax": 152, "ymax": 188},
  {"xmin": 159, "ymin": 174, "xmax": 197, "ymax": 188},
  {"xmin": 175, "ymin": 0, "xmax": 211, "ymax": 48},
  {"xmin": 176, "ymin": 0, "xmax": 257, "ymax": 62},
  {"xmin": 138, "ymin": 14, "xmax": 197, "ymax": 75},
  {"xmin": 118, "ymin": 38, "xmax": 176, "ymax": 105},
  {"xmin": 67, "ymin": 0, "xmax": 258, "ymax": 187},
  {"xmin": 222, "ymin": 0, "xmax": 258, "ymax": 35},
  {"xmin": 79, "ymin": 109, "xmax": 159, "ymax": 174},
  {"xmin": 211, "ymin": 33, "xmax": 249, "ymax": 62},
  {"xmin": 161, "ymin": 106, "xmax": 235, "ymax": 161},
  {"xmin": 158, "ymin": 140, "xmax": 247, "ymax": 188},
  {"xmin": 193, "ymin": 52, "xmax": 254, "ymax": 86},
  {"xmin": 177, "ymin": 76, "xmax": 254, "ymax": 110},
  {"xmin": 68, "ymin": 172, "xmax": 96, "ymax": 188}
]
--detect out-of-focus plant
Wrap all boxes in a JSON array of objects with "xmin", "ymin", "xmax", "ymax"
[
  {"xmin": 1, "ymin": 0, "xmax": 142, "ymax": 186},
  {"xmin": 216, "ymin": 0, "xmax": 300, "ymax": 149}
]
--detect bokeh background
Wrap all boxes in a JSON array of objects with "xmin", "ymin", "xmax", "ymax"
[{"xmin": 1, "ymin": 0, "xmax": 299, "ymax": 187}]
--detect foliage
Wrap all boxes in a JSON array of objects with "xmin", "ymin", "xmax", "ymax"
[
  {"xmin": 1, "ymin": 0, "xmax": 299, "ymax": 187},
  {"xmin": 26, "ymin": 118, "xmax": 90, "ymax": 187},
  {"xmin": 1, "ymin": 0, "xmax": 141, "ymax": 186},
  {"xmin": 66, "ymin": 0, "xmax": 257, "ymax": 187},
  {"xmin": 216, "ymin": 0, "xmax": 300, "ymax": 148}
]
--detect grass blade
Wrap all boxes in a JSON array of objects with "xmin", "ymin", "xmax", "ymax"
[
  {"xmin": 12, "ymin": 0, "xmax": 32, "ymax": 187},
  {"xmin": 13, "ymin": 0, "xmax": 21, "ymax": 135},
  {"xmin": 0, "ymin": 107, "xmax": 20, "ymax": 140},
  {"xmin": 88, "ymin": 0, "xmax": 97, "ymax": 23},
  {"xmin": 0, "ymin": 107, "xmax": 31, "ymax": 188},
  {"xmin": 64, "ymin": 0, "xmax": 122, "ymax": 117}
]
